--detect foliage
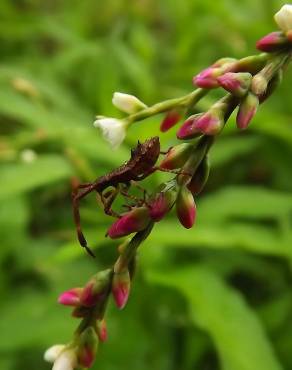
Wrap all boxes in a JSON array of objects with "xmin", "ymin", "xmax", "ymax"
[{"xmin": 0, "ymin": 0, "xmax": 292, "ymax": 369}]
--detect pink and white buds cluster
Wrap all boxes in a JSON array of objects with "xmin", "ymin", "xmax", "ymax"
[
  {"xmin": 193, "ymin": 58, "xmax": 237, "ymax": 89},
  {"xmin": 112, "ymin": 268, "xmax": 131, "ymax": 309},
  {"xmin": 112, "ymin": 92, "xmax": 147, "ymax": 114},
  {"xmin": 77, "ymin": 327, "xmax": 98, "ymax": 368},
  {"xmin": 44, "ymin": 345, "xmax": 77, "ymax": 370},
  {"xmin": 107, "ymin": 207, "xmax": 151, "ymax": 239},
  {"xmin": 217, "ymin": 72, "xmax": 252, "ymax": 97},
  {"xmin": 160, "ymin": 143, "xmax": 193, "ymax": 170},
  {"xmin": 176, "ymin": 186, "xmax": 197, "ymax": 229},
  {"xmin": 94, "ymin": 117, "xmax": 127, "ymax": 149},
  {"xmin": 236, "ymin": 92, "xmax": 259, "ymax": 129},
  {"xmin": 274, "ymin": 4, "xmax": 292, "ymax": 33},
  {"xmin": 160, "ymin": 109, "xmax": 182, "ymax": 132}
]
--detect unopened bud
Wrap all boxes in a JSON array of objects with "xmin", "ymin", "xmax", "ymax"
[
  {"xmin": 107, "ymin": 207, "xmax": 151, "ymax": 239},
  {"xmin": 259, "ymin": 70, "xmax": 282, "ymax": 103},
  {"xmin": 112, "ymin": 269, "xmax": 131, "ymax": 309},
  {"xmin": 112, "ymin": 92, "xmax": 147, "ymax": 114},
  {"xmin": 193, "ymin": 66, "xmax": 222, "ymax": 88},
  {"xmin": 77, "ymin": 327, "xmax": 98, "ymax": 368},
  {"xmin": 217, "ymin": 72, "xmax": 252, "ymax": 97},
  {"xmin": 80, "ymin": 270, "xmax": 111, "ymax": 307},
  {"xmin": 193, "ymin": 58, "xmax": 237, "ymax": 89},
  {"xmin": 187, "ymin": 155, "xmax": 210, "ymax": 195},
  {"xmin": 97, "ymin": 319, "xmax": 108, "ymax": 342},
  {"xmin": 58, "ymin": 288, "xmax": 83, "ymax": 306},
  {"xmin": 236, "ymin": 92, "xmax": 259, "ymax": 130},
  {"xmin": 148, "ymin": 189, "xmax": 177, "ymax": 222},
  {"xmin": 251, "ymin": 74, "xmax": 268, "ymax": 96},
  {"xmin": 177, "ymin": 108, "xmax": 224, "ymax": 139},
  {"xmin": 160, "ymin": 109, "xmax": 182, "ymax": 132},
  {"xmin": 160, "ymin": 143, "xmax": 193, "ymax": 170},
  {"xmin": 176, "ymin": 186, "xmax": 197, "ymax": 229},
  {"xmin": 256, "ymin": 31, "xmax": 289, "ymax": 52}
]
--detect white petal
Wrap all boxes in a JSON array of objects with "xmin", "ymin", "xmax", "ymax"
[
  {"xmin": 52, "ymin": 350, "xmax": 77, "ymax": 370},
  {"xmin": 44, "ymin": 345, "xmax": 66, "ymax": 363},
  {"xmin": 93, "ymin": 118, "xmax": 126, "ymax": 149},
  {"xmin": 274, "ymin": 4, "xmax": 292, "ymax": 32},
  {"xmin": 112, "ymin": 92, "xmax": 146, "ymax": 114}
]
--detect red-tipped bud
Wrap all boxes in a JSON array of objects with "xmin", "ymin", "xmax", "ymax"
[
  {"xmin": 217, "ymin": 72, "xmax": 252, "ymax": 97},
  {"xmin": 112, "ymin": 269, "xmax": 131, "ymax": 309},
  {"xmin": 177, "ymin": 109, "xmax": 224, "ymax": 139},
  {"xmin": 176, "ymin": 186, "xmax": 197, "ymax": 229},
  {"xmin": 160, "ymin": 109, "xmax": 182, "ymax": 132},
  {"xmin": 148, "ymin": 189, "xmax": 177, "ymax": 222},
  {"xmin": 176, "ymin": 114, "xmax": 203, "ymax": 140},
  {"xmin": 256, "ymin": 31, "xmax": 288, "ymax": 52},
  {"xmin": 97, "ymin": 319, "xmax": 108, "ymax": 342},
  {"xmin": 160, "ymin": 143, "xmax": 193, "ymax": 170},
  {"xmin": 236, "ymin": 92, "xmax": 259, "ymax": 130},
  {"xmin": 193, "ymin": 67, "xmax": 222, "ymax": 88},
  {"xmin": 58, "ymin": 288, "xmax": 83, "ymax": 306},
  {"xmin": 80, "ymin": 270, "xmax": 111, "ymax": 307},
  {"xmin": 193, "ymin": 58, "xmax": 237, "ymax": 89},
  {"xmin": 107, "ymin": 207, "xmax": 151, "ymax": 239},
  {"xmin": 77, "ymin": 327, "xmax": 98, "ymax": 368},
  {"xmin": 187, "ymin": 155, "xmax": 210, "ymax": 195}
]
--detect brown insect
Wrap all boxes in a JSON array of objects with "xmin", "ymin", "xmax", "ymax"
[{"xmin": 72, "ymin": 137, "xmax": 161, "ymax": 257}]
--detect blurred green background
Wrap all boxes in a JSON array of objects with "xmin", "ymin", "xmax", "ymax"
[{"xmin": 1, "ymin": 1, "xmax": 292, "ymax": 369}]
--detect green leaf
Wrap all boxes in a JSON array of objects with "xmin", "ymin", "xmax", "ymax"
[
  {"xmin": 148, "ymin": 266, "xmax": 283, "ymax": 370},
  {"xmin": 0, "ymin": 155, "xmax": 72, "ymax": 200}
]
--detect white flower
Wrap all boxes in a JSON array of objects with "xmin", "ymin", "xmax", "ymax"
[
  {"xmin": 44, "ymin": 344, "xmax": 66, "ymax": 363},
  {"xmin": 44, "ymin": 345, "xmax": 77, "ymax": 370},
  {"xmin": 93, "ymin": 117, "xmax": 127, "ymax": 149},
  {"xmin": 52, "ymin": 350, "xmax": 77, "ymax": 370},
  {"xmin": 274, "ymin": 4, "xmax": 292, "ymax": 32},
  {"xmin": 112, "ymin": 92, "xmax": 147, "ymax": 114}
]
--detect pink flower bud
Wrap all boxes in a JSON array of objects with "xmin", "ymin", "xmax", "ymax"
[
  {"xmin": 176, "ymin": 186, "xmax": 197, "ymax": 229},
  {"xmin": 177, "ymin": 109, "xmax": 224, "ymax": 139},
  {"xmin": 187, "ymin": 155, "xmax": 210, "ymax": 195},
  {"xmin": 236, "ymin": 92, "xmax": 259, "ymax": 130},
  {"xmin": 58, "ymin": 288, "xmax": 83, "ymax": 306},
  {"xmin": 160, "ymin": 143, "xmax": 193, "ymax": 170},
  {"xmin": 148, "ymin": 189, "xmax": 177, "ymax": 222},
  {"xmin": 193, "ymin": 67, "xmax": 222, "ymax": 88},
  {"xmin": 217, "ymin": 72, "xmax": 252, "ymax": 97},
  {"xmin": 160, "ymin": 110, "xmax": 182, "ymax": 132},
  {"xmin": 80, "ymin": 270, "xmax": 111, "ymax": 307},
  {"xmin": 77, "ymin": 327, "xmax": 98, "ymax": 368},
  {"xmin": 112, "ymin": 269, "xmax": 131, "ymax": 309},
  {"xmin": 97, "ymin": 319, "xmax": 108, "ymax": 342},
  {"xmin": 193, "ymin": 58, "xmax": 237, "ymax": 89},
  {"xmin": 176, "ymin": 114, "xmax": 203, "ymax": 140},
  {"xmin": 107, "ymin": 207, "xmax": 151, "ymax": 239},
  {"xmin": 256, "ymin": 31, "xmax": 288, "ymax": 52}
]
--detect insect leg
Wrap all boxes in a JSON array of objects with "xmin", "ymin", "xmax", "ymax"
[
  {"xmin": 100, "ymin": 187, "xmax": 121, "ymax": 218},
  {"xmin": 71, "ymin": 179, "xmax": 96, "ymax": 257}
]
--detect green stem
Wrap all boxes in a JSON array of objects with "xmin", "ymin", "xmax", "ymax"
[{"xmin": 127, "ymin": 88, "xmax": 208, "ymax": 125}]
